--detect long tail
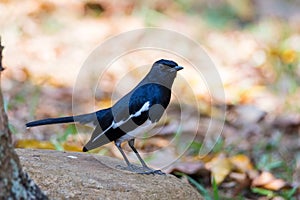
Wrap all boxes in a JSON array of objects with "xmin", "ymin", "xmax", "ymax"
[
  {"xmin": 26, "ymin": 116, "xmax": 75, "ymax": 127},
  {"xmin": 26, "ymin": 112, "xmax": 98, "ymax": 128}
]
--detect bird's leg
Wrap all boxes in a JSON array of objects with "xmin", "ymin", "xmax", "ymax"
[
  {"xmin": 115, "ymin": 141, "xmax": 131, "ymax": 166},
  {"xmin": 128, "ymin": 139, "xmax": 148, "ymax": 168},
  {"xmin": 114, "ymin": 141, "xmax": 140, "ymax": 172},
  {"xmin": 128, "ymin": 139, "xmax": 165, "ymax": 175}
]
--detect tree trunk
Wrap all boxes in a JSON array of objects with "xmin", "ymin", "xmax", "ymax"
[{"xmin": 0, "ymin": 38, "xmax": 48, "ymax": 199}]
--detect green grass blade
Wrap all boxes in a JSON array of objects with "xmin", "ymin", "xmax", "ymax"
[{"xmin": 212, "ymin": 177, "xmax": 220, "ymax": 200}]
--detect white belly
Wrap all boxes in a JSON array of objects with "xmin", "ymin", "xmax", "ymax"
[{"xmin": 116, "ymin": 119, "xmax": 155, "ymax": 143}]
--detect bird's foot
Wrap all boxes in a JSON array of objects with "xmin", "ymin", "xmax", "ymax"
[
  {"xmin": 116, "ymin": 164, "xmax": 165, "ymax": 175},
  {"xmin": 138, "ymin": 168, "xmax": 165, "ymax": 175},
  {"xmin": 116, "ymin": 164, "xmax": 141, "ymax": 172}
]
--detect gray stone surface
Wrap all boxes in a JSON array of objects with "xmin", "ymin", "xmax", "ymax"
[{"xmin": 16, "ymin": 149, "xmax": 203, "ymax": 200}]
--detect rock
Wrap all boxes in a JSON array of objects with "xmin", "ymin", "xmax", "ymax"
[{"xmin": 16, "ymin": 149, "xmax": 203, "ymax": 200}]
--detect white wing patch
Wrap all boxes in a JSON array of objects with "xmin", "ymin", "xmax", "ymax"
[
  {"xmin": 92, "ymin": 122, "xmax": 114, "ymax": 143},
  {"xmin": 112, "ymin": 101, "xmax": 150, "ymax": 128},
  {"xmin": 91, "ymin": 101, "xmax": 150, "ymax": 143}
]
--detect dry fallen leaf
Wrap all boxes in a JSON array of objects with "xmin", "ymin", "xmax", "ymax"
[
  {"xmin": 166, "ymin": 162, "xmax": 207, "ymax": 175},
  {"xmin": 252, "ymin": 171, "xmax": 275, "ymax": 186},
  {"xmin": 15, "ymin": 139, "xmax": 55, "ymax": 150},
  {"xmin": 272, "ymin": 114, "xmax": 300, "ymax": 129},
  {"xmin": 15, "ymin": 139, "xmax": 83, "ymax": 152},
  {"xmin": 271, "ymin": 197, "xmax": 285, "ymax": 200},
  {"xmin": 137, "ymin": 137, "xmax": 170, "ymax": 151},
  {"xmin": 281, "ymin": 49, "xmax": 296, "ymax": 64},
  {"xmin": 263, "ymin": 179, "xmax": 286, "ymax": 191},
  {"xmin": 229, "ymin": 154, "xmax": 254, "ymax": 173},
  {"xmin": 229, "ymin": 172, "xmax": 247, "ymax": 182},
  {"xmin": 196, "ymin": 153, "xmax": 215, "ymax": 163},
  {"xmin": 252, "ymin": 171, "xmax": 286, "ymax": 191},
  {"xmin": 205, "ymin": 154, "xmax": 232, "ymax": 185},
  {"xmin": 227, "ymin": 105, "xmax": 266, "ymax": 126},
  {"xmin": 62, "ymin": 143, "xmax": 83, "ymax": 152}
]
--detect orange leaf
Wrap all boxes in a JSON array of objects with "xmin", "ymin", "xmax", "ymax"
[
  {"xmin": 252, "ymin": 171, "xmax": 286, "ymax": 191},
  {"xmin": 62, "ymin": 143, "xmax": 83, "ymax": 152},
  {"xmin": 263, "ymin": 179, "xmax": 286, "ymax": 191},
  {"xmin": 205, "ymin": 154, "xmax": 232, "ymax": 185},
  {"xmin": 15, "ymin": 139, "xmax": 55, "ymax": 150},
  {"xmin": 252, "ymin": 171, "xmax": 275, "ymax": 186},
  {"xmin": 281, "ymin": 49, "xmax": 296, "ymax": 64},
  {"xmin": 95, "ymin": 99, "xmax": 113, "ymax": 109},
  {"xmin": 229, "ymin": 154, "xmax": 254, "ymax": 173}
]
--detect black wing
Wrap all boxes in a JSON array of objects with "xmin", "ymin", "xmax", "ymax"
[
  {"xmin": 129, "ymin": 83, "xmax": 171, "ymax": 123},
  {"xmin": 83, "ymin": 83, "xmax": 171, "ymax": 151}
]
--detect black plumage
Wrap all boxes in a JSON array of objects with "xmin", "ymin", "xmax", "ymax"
[{"xmin": 26, "ymin": 59, "xmax": 183, "ymax": 174}]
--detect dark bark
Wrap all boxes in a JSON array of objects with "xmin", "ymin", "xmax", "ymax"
[
  {"xmin": 0, "ymin": 39, "xmax": 3, "ymax": 71},
  {"xmin": 0, "ymin": 37, "xmax": 48, "ymax": 199}
]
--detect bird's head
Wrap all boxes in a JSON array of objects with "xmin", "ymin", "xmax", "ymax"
[
  {"xmin": 153, "ymin": 59, "xmax": 184, "ymax": 74},
  {"xmin": 143, "ymin": 59, "xmax": 183, "ymax": 88}
]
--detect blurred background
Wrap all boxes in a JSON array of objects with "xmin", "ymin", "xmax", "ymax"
[{"xmin": 0, "ymin": 0, "xmax": 300, "ymax": 198}]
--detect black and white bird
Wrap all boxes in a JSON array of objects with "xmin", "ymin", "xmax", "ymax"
[{"xmin": 26, "ymin": 59, "xmax": 183, "ymax": 174}]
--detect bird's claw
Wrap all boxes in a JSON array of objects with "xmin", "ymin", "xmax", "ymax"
[
  {"xmin": 116, "ymin": 164, "xmax": 141, "ymax": 171},
  {"xmin": 116, "ymin": 165, "xmax": 165, "ymax": 175},
  {"xmin": 138, "ymin": 169, "xmax": 165, "ymax": 175}
]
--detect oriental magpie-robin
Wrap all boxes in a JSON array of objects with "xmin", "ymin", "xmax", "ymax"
[{"xmin": 26, "ymin": 59, "xmax": 183, "ymax": 175}]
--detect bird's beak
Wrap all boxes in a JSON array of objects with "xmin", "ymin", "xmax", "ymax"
[{"xmin": 174, "ymin": 66, "xmax": 184, "ymax": 71}]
